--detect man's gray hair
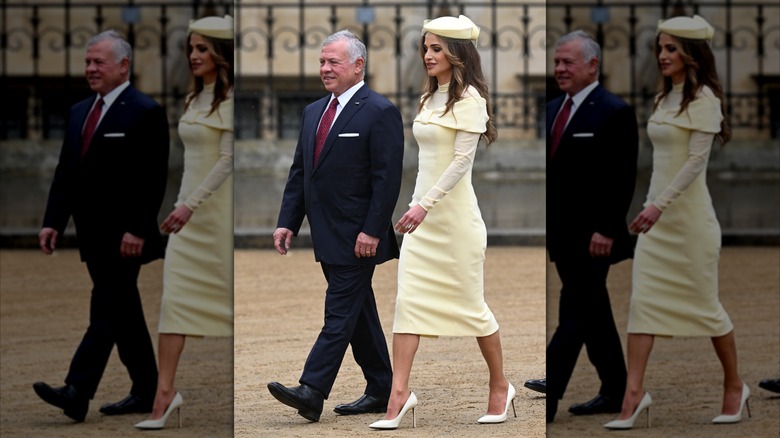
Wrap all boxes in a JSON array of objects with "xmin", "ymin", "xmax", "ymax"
[
  {"xmin": 322, "ymin": 29, "xmax": 367, "ymax": 76},
  {"xmin": 88, "ymin": 30, "xmax": 132, "ymax": 64},
  {"xmin": 557, "ymin": 30, "xmax": 601, "ymax": 68}
]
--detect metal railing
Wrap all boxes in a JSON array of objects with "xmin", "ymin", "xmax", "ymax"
[
  {"xmin": 1, "ymin": 0, "xmax": 233, "ymax": 140},
  {"xmin": 547, "ymin": 0, "xmax": 780, "ymax": 138},
  {"xmin": 235, "ymin": 0, "xmax": 546, "ymax": 139},
  {"xmin": 2, "ymin": 1, "xmax": 778, "ymax": 140}
]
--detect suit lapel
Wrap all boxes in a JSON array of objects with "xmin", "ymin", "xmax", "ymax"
[
  {"xmin": 69, "ymin": 98, "xmax": 94, "ymax": 160},
  {"xmin": 565, "ymin": 84, "xmax": 603, "ymax": 134},
  {"xmin": 92, "ymin": 86, "xmax": 133, "ymax": 141},
  {"xmin": 313, "ymin": 85, "xmax": 368, "ymax": 171},
  {"xmin": 79, "ymin": 87, "xmax": 135, "ymax": 163},
  {"xmin": 547, "ymin": 95, "xmax": 564, "ymax": 134},
  {"xmin": 554, "ymin": 84, "xmax": 604, "ymax": 154},
  {"xmin": 306, "ymin": 97, "xmax": 330, "ymax": 172}
]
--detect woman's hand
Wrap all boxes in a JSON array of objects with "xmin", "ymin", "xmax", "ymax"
[
  {"xmin": 161, "ymin": 204, "xmax": 194, "ymax": 234},
  {"xmin": 394, "ymin": 205, "xmax": 428, "ymax": 234},
  {"xmin": 630, "ymin": 205, "xmax": 662, "ymax": 234}
]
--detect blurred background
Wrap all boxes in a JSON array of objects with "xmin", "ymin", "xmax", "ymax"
[
  {"xmin": 1, "ymin": 0, "xmax": 778, "ymax": 248},
  {"xmin": 1, "ymin": 0, "xmax": 233, "ymax": 247},
  {"xmin": 547, "ymin": 0, "xmax": 779, "ymax": 245},
  {"xmin": 232, "ymin": 0, "xmax": 547, "ymax": 247}
]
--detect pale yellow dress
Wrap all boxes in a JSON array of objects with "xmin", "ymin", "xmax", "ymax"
[
  {"xmin": 393, "ymin": 84, "xmax": 499, "ymax": 337},
  {"xmin": 159, "ymin": 83, "xmax": 233, "ymax": 336},
  {"xmin": 628, "ymin": 84, "xmax": 732, "ymax": 336}
]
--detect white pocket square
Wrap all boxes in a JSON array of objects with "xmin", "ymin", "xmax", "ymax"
[
  {"xmin": 572, "ymin": 133, "xmax": 594, "ymax": 137},
  {"xmin": 338, "ymin": 133, "xmax": 359, "ymax": 138},
  {"xmin": 104, "ymin": 133, "xmax": 125, "ymax": 138}
]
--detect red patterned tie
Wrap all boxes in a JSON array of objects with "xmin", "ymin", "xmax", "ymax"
[
  {"xmin": 313, "ymin": 98, "xmax": 339, "ymax": 165},
  {"xmin": 549, "ymin": 97, "xmax": 573, "ymax": 157},
  {"xmin": 80, "ymin": 97, "xmax": 103, "ymax": 160}
]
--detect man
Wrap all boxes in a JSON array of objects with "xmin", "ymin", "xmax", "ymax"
[
  {"xmin": 267, "ymin": 30, "xmax": 403, "ymax": 423},
  {"xmin": 533, "ymin": 30, "xmax": 638, "ymax": 423},
  {"xmin": 34, "ymin": 30, "xmax": 169, "ymax": 422}
]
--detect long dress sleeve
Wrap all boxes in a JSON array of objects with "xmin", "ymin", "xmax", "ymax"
[
  {"xmin": 412, "ymin": 85, "xmax": 488, "ymax": 211},
  {"xmin": 418, "ymin": 130, "xmax": 479, "ymax": 211},
  {"xmin": 177, "ymin": 92, "xmax": 234, "ymax": 211},
  {"xmin": 652, "ymin": 130, "xmax": 714, "ymax": 211},
  {"xmin": 183, "ymin": 128, "xmax": 233, "ymax": 211},
  {"xmin": 648, "ymin": 85, "xmax": 722, "ymax": 211}
]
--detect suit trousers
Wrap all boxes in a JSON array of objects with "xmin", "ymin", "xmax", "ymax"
[
  {"xmin": 65, "ymin": 257, "xmax": 158, "ymax": 400},
  {"xmin": 546, "ymin": 255, "xmax": 627, "ymax": 402},
  {"xmin": 300, "ymin": 263, "xmax": 392, "ymax": 399}
]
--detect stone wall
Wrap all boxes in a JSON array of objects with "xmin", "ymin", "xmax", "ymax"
[
  {"xmin": 1, "ymin": 138, "xmax": 777, "ymax": 247},
  {"xmin": 4, "ymin": 137, "xmax": 776, "ymax": 175}
]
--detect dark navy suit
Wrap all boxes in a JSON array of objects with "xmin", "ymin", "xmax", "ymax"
[
  {"xmin": 546, "ymin": 84, "xmax": 638, "ymax": 408},
  {"xmin": 42, "ymin": 85, "xmax": 169, "ymax": 400},
  {"xmin": 277, "ymin": 84, "xmax": 404, "ymax": 399}
]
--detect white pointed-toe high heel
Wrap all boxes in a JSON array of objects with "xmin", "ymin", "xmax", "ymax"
[
  {"xmin": 478, "ymin": 382, "xmax": 517, "ymax": 424},
  {"xmin": 603, "ymin": 392, "xmax": 652, "ymax": 430},
  {"xmin": 134, "ymin": 392, "xmax": 183, "ymax": 430},
  {"xmin": 369, "ymin": 391, "xmax": 417, "ymax": 429},
  {"xmin": 712, "ymin": 383, "xmax": 751, "ymax": 424}
]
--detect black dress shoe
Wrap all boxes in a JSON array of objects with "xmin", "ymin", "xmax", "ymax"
[
  {"xmin": 99, "ymin": 394, "xmax": 153, "ymax": 415},
  {"xmin": 333, "ymin": 394, "xmax": 388, "ymax": 415},
  {"xmin": 568, "ymin": 394, "xmax": 622, "ymax": 415},
  {"xmin": 33, "ymin": 381, "xmax": 89, "ymax": 422},
  {"xmin": 524, "ymin": 378, "xmax": 547, "ymax": 394},
  {"xmin": 759, "ymin": 378, "xmax": 780, "ymax": 394},
  {"xmin": 267, "ymin": 382, "xmax": 324, "ymax": 422}
]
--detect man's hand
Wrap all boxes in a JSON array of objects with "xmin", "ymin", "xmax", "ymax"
[
  {"xmin": 354, "ymin": 232, "xmax": 379, "ymax": 258},
  {"xmin": 121, "ymin": 232, "xmax": 145, "ymax": 258},
  {"xmin": 273, "ymin": 228, "xmax": 294, "ymax": 255},
  {"xmin": 589, "ymin": 232, "xmax": 614, "ymax": 258},
  {"xmin": 39, "ymin": 227, "xmax": 59, "ymax": 255}
]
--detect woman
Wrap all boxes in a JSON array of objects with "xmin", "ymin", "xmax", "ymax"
[
  {"xmin": 604, "ymin": 15, "xmax": 746, "ymax": 429},
  {"xmin": 369, "ymin": 15, "xmax": 514, "ymax": 430},
  {"xmin": 134, "ymin": 15, "xmax": 234, "ymax": 430}
]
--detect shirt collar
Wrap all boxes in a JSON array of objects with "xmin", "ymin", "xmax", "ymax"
[
  {"xmin": 95, "ymin": 81, "xmax": 131, "ymax": 110},
  {"xmin": 330, "ymin": 80, "xmax": 365, "ymax": 108},
  {"xmin": 568, "ymin": 80, "xmax": 599, "ymax": 109}
]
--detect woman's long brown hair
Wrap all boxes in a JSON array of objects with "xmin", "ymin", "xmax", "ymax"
[
  {"xmin": 418, "ymin": 33, "xmax": 497, "ymax": 146},
  {"xmin": 654, "ymin": 33, "xmax": 731, "ymax": 144},
  {"xmin": 185, "ymin": 33, "xmax": 234, "ymax": 117}
]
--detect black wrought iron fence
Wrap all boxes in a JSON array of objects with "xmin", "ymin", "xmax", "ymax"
[
  {"xmin": 3, "ymin": 1, "xmax": 778, "ymax": 141},
  {"xmin": 0, "ymin": 0, "xmax": 233, "ymax": 140},
  {"xmin": 547, "ymin": 0, "xmax": 780, "ymax": 138},
  {"xmin": 234, "ymin": 1, "xmax": 546, "ymax": 139}
]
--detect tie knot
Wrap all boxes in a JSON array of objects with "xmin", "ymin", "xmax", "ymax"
[
  {"xmin": 564, "ymin": 98, "xmax": 573, "ymax": 109},
  {"xmin": 329, "ymin": 99, "xmax": 338, "ymax": 109}
]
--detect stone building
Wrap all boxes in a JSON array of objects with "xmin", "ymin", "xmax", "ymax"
[{"xmin": 1, "ymin": 0, "xmax": 777, "ymax": 241}]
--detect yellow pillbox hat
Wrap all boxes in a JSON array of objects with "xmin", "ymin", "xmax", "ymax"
[
  {"xmin": 189, "ymin": 15, "xmax": 234, "ymax": 40},
  {"xmin": 422, "ymin": 15, "xmax": 480, "ymax": 41},
  {"xmin": 657, "ymin": 14, "xmax": 714, "ymax": 41}
]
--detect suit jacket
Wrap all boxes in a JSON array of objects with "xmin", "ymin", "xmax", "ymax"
[
  {"xmin": 546, "ymin": 84, "xmax": 638, "ymax": 264},
  {"xmin": 43, "ymin": 85, "xmax": 170, "ymax": 264},
  {"xmin": 277, "ymin": 84, "xmax": 404, "ymax": 266}
]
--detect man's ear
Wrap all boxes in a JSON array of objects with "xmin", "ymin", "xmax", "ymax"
[
  {"xmin": 589, "ymin": 57, "xmax": 599, "ymax": 75},
  {"xmin": 354, "ymin": 57, "xmax": 365, "ymax": 75},
  {"xmin": 120, "ymin": 57, "xmax": 131, "ymax": 75}
]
